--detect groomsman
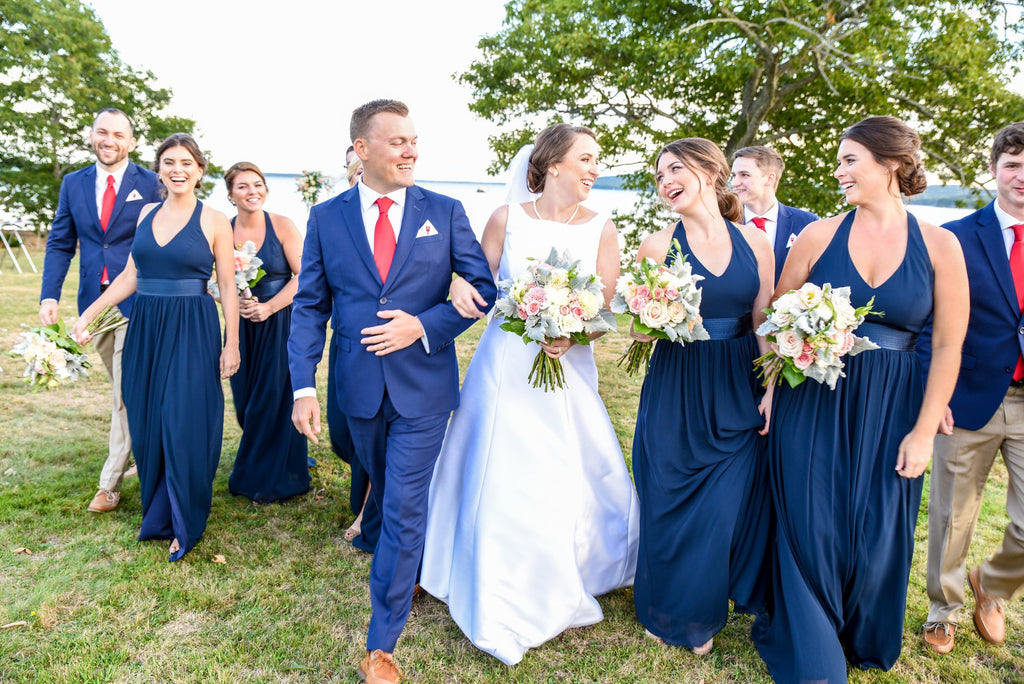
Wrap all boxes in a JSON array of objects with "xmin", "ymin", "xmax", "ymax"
[
  {"xmin": 731, "ymin": 146, "xmax": 817, "ymax": 283},
  {"xmin": 39, "ymin": 108, "xmax": 160, "ymax": 513},
  {"xmin": 289, "ymin": 99, "xmax": 495, "ymax": 683},
  {"xmin": 920, "ymin": 121, "xmax": 1024, "ymax": 654}
]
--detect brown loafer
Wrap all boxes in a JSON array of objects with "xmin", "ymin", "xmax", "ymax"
[
  {"xmin": 922, "ymin": 622, "xmax": 956, "ymax": 654},
  {"xmin": 358, "ymin": 649, "xmax": 403, "ymax": 684},
  {"xmin": 968, "ymin": 566, "xmax": 1006, "ymax": 644},
  {"xmin": 87, "ymin": 489, "xmax": 120, "ymax": 513}
]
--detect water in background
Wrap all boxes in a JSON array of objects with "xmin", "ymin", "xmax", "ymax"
[{"xmin": 203, "ymin": 172, "xmax": 972, "ymax": 240}]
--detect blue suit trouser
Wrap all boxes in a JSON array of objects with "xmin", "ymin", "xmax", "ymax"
[{"xmin": 346, "ymin": 392, "xmax": 449, "ymax": 652}]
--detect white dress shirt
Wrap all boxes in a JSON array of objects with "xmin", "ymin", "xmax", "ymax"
[
  {"xmin": 94, "ymin": 160, "xmax": 129, "ymax": 219},
  {"xmin": 995, "ymin": 199, "xmax": 1024, "ymax": 257},
  {"xmin": 744, "ymin": 201, "xmax": 780, "ymax": 248}
]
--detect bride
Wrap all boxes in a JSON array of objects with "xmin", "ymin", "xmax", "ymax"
[{"xmin": 420, "ymin": 123, "xmax": 640, "ymax": 665}]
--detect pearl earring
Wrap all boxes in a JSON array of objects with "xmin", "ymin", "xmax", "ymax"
[{"xmin": 553, "ymin": 170, "xmax": 559, "ymax": 177}]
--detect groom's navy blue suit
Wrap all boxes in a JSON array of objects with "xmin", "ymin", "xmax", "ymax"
[
  {"xmin": 289, "ymin": 183, "xmax": 495, "ymax": 651},
  {"xmin": 41, "ymin": 162, "xmax": 159, "ymax": 315}
]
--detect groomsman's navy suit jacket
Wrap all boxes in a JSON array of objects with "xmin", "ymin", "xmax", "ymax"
[
  {"xmin": 41, "ymin": 162, "xmax": 160, "ymax": 317},
  {"xmin": 288, "ymin": 184, "xmax": 496, "ymax": 420},
  {"xmin": 917, "ymin": 202, "xmax": 1023, "ymax": 431},
  {"xmin": 773, "ymin": 202, "xmax": 818, "ymax": 283}
]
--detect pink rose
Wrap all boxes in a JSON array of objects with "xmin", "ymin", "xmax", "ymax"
[
  {"xmin": 664, "ymin": 288, "xmax": 679, "ymax": 301},
  {"xmin": 559, "ymin": 305, "xmax": 571, "ymax": 316},
  {"xmin": 628, "ymin": 295, "xmax": 646, "ymax": 314},
  {"xmin": 794, "ymin": 349, "xmax": 815, "ymax": 370},
  {"xmin": 571, "ymin": 306, "xmax": 584, "ymax": 318},
  {"xmin": 838, "ymin": 330, "xmax": 856, "ymax": 355},
  {"xmin": 636, "ymin": 285, "xmax": 651, "ymax": 299},
  {"xmin": 517, "ymin": 304, "xmax": 529, "ymax": 319},
  {"xmin": 526, "ymin": 301, "xmax": 542, "ymax": 316}
]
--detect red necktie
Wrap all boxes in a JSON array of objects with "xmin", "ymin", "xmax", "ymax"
[
  {"xmin": 100, "ymin": 175, "xmax": 116, "ymax": 284},
  {"xmin": 751, "ymin": 216, "xmax": 767, "ymax": 232},
  {"xmin": 373, "ymin": 197, "xmax": 396, "ymax": 282},
  {"xmin": 1010, "ymin": 223, "xmax": 1024, "ymax": 380}
]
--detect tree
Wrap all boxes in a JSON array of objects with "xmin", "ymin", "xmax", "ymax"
[
  {"xmin": 0, "ymin": 0, "xmax": 204, "ymax": 229},
  {"xmin": 462, "ymin": 0, "xmax": 1024, "ymax": 254}
]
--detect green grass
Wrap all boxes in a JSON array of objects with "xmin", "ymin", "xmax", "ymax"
[{"xmin": 1, "ymin": 260, "xmax": 1022, "ymax": 682}]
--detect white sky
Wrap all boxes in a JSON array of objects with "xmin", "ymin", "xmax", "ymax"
[
  {"xmin": 86, "ymin": 1, "xmax": 1023, "ymax": 184},
  {"xmin": 86, "ymin": 0, "xmax": 510, "ymax": 181}
]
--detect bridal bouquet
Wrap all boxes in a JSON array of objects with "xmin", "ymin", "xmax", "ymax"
[
  {"xmin": 208, "ymin": 241, "xmax": 265, "ymax": 300},
  {"xmin": 610, "ymin": 239, "xmax": 709, "ymax": 376},
  {"xmin": 8, "ymin": 319, "xmax": 91, "ymax": 389},
  {"xmin": 495, "ymin": 248, "xmax": 616, "ymax": 391},
  {"xmin": 296, "ymin": 169, "xmax": 332, "ymax": 208},
  {"xmin": 754, "ymin": 282, "xmax": 879, "ymax": 390}
]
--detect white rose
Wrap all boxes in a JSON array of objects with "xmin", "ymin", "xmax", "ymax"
[
  {"xmin": 640, "ymin": 299, "xmax": 672, "ymax": 329},
  {"xmin": 775, "ymin": 328, "xmax": 804, "ymax": 358}
]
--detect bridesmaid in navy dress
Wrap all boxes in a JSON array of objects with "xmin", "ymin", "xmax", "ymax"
[
  {"xmin": 223, "ymin": 162, "xmax": 310, "ymax": 503},
  {"xmin": 752, "ymin": 117, "xmax": 968, "ymax": 681},
  {"xmin": 75, "ymin": 133, "xmax": 240, "ymax": 561},
  {"xmin": 631, "ymin": 138, "xmax": 775, "ymax": 655}
]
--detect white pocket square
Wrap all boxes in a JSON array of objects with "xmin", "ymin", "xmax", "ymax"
[
  {"xmin": 416, "ymin": 221, "xmax": 438, "ymax": 238},
  {"xmin": 786, "ymin": 233, "xmax": 797, "ymax": 249},
  {"xmin": 126, "ymin": 189, "xmax": 144, "ymax": 201}
]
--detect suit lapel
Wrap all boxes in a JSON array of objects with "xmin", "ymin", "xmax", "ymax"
[
  {"xmin": 341, "ymin": 188, "xmax": 382, "ymax": 286},
  {"xmin": 77, "ymin": 165, "xmax": 101, "ymax": 233},
  {"xmin": 384, "ymin": 185, "xmax": 424, "ymax": 293},
  {"xmin": 774, "ymin": 203, "xmax": 791, "ymax": 263},
  {"xmin": 976, "ymin": 203, "xmax": 1018, "ymax": 313}
]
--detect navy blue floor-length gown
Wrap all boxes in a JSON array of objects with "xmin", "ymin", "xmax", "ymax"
[
  {"xmin": 632, "ymin": 220, "xmax": 772, "ymax": 648},
  {"xmin": 228, "ymin": 211, "xmax": 310, "ymax": 503},
  {"xmin": 752, "ymin": 209, "xmax": 933, "ymax": 682},
  {"xmin": 123, "ymin": 201, "xmax": 223, "ymax": 562}
]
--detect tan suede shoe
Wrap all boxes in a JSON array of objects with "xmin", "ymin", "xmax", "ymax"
[
  {"xmin": 968, "ymin": 566, "xmax": 1006, "ymax": 644},
  {"xmin": 922, "ymin": 622, "xmax": 956, "ymax": 654},
  {"xmin": 358, "ymin": 650, "xmax": 403, "ymax": 684},
  {"xmin": 87, "ymin": 489, "xmax": 120, "ymax": 513}
]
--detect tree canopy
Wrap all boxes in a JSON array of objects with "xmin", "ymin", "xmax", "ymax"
[
  {"xmin": 462, "ymin": 0, "xmax": 1024, "ymax": 248},
  {"xmin": 0, "ymin": 0, "xmax": 200, "ymax": 228}
]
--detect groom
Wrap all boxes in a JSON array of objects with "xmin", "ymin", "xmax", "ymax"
[{"xmin": 288, "ymin": 99, "xmax": 495, "ymax": 683}]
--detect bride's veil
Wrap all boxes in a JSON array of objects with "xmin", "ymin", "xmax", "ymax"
[{"xmin": 503, "ymin": 144, "xmax": 539, "ymax": 206}]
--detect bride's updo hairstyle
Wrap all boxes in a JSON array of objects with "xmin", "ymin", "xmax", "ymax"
[
  {"xmin": 840, "ymin": 116, "xmax": 927, "ymax": 197},
  {"xmin": 527, "ymin": 123, "xmax": 597, "ymax": 194},
  {"xmin": 656, "ymin": 138, "xmax": 743, "ymax": 223}
]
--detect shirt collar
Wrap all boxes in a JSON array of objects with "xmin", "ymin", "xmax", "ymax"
[
  {"xmin": 357, "ymin": 180, "xmax": 406, "ymax": 211},
  {"xmin": 743, "ymin": 201, "xmax": 779, "ymax": 224},
  {"xmin": 995, "ymin": 198, "xmax": 1024, "ymax": 230},
  {"xmin": 96, "ymin": 160, "xmax": 129, "ymax": 185}
]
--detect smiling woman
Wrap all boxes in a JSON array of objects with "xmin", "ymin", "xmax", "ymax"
[{"xmin": 72, "ymin": 132, "xmax": 242, "ymax": 562}]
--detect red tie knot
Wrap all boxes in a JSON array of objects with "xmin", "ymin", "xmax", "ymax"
[
  {"xmin": 106, "ymin": 175, "xmax": 115, "ymax": 188},
  {"xmin": 376, "ymin": 196, "xmax": 394, "ymax": 215},
  {"xmin": 751, "ymin": 216, "xmax": 768, "ymax": 232},
  {"xmin": 1012, "ymin": 224, "xmax": 1024, "ymax": 242}
]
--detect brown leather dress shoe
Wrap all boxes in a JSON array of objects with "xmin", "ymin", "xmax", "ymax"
[
  {"xmin": 87, "ymin": 489, "xmax": 120, "ymax": 513},
  {"xmin": 968, "ymin": 566, "xmax": 1006, "ymax": 644},
  {"xmin": 922, "ymin": 622, "xmax": 956, "ymax": 654},
  {"xmin": 358, "ymin": 650, "xmax": 403, "ymax": 684}
]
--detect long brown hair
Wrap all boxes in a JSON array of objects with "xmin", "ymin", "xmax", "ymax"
[{"xmin": 656, "ymin": 138, "xmax": 743, "ymax": 222}]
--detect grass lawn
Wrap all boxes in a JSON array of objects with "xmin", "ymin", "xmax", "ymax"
[{"xmin": 1, "ymin": 259, "xmax": 1022, "ymax": 682}]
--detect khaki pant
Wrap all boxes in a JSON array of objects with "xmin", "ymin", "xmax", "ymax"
[
  {"xmin": 94, "ymin": 324, "xmax": 132, "ymax": 493},
  {"xmin": 927, "ymin": 386, "xmax": 1024, "ymax": 623}
]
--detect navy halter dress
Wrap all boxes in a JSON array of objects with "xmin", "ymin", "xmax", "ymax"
[
  {"xmin": 632, "ymin": 220, "xmax": 772, "ymax": 648},
  {"xmin": 122, "ymin": 201, "xmax": 223, "ymax": 562},
  {"xmin": 753, "ymin": 209, "xmax": 934, "ymax": 682},
  {"xmin": 228, "ymin": 211, "xmax": 310, "ymax": 503}
]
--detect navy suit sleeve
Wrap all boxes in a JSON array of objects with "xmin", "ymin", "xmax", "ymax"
[
  {"xmin": 40, "ymin": 178, "xmax": 78, "ymax": 303},
  {"xmin": 417, "ymin": 200, "xmax": 497, "ymax": 354},
  {"xmin": 288, "ymin": 207, "xmax": 334, "ymax": 392}
]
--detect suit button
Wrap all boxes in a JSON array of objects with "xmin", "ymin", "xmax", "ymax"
[
  {"xmin": 379, "ymin": 297, "xmax": 387, "ymax": 305},
  {"xmin": 103, "ymin": 244, "xmax": 109, "ymax": 248},
  {"xmin": 1018, "ymin": 326, "xmax": 1024, "ymax": 335}
]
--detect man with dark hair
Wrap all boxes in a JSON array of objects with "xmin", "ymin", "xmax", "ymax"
[
  {"xmin": 731, "ymin": 145, "xmax": 817, "ymax": 283},
  {"xmin": 920, "ymin": 121, "xmax": 1024, "ymax": 654},
  {"xmin": 289, "ymin": 99, "xmax": 496, "ymax": 683},
  {"xmin": 39, "ymin": 108, "xmax": 161, "ymax": 513}
]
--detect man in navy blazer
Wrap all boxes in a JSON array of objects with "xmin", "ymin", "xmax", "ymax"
[
  {"xmin": 731, "ymin": 146, "xmax": 818, "ymax": 284},
  {"xmin": 39, "ymin": 108, "xmax": 161, "ymax": 513},
  {"xmin": 289, "ymin": 99, "xmax": 495, "ymax": 683},
  {"xmin": 919, "ymin": 121, "xmax": 1024, "ymax": 655}
]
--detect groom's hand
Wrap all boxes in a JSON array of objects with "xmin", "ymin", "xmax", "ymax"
[
  {"xmin": 361, "ymin": 310, "xmax": 426, "ymax": 356},
  {"xmin": 292, "ymin": 396, "xmax": 321, "ymax": 444}
]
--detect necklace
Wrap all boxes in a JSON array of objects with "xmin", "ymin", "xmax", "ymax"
[{"xmin": 533, "ymin": 200, "xmax": 580, "ymax": 224}]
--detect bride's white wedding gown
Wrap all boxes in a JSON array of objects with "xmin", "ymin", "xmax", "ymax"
[{"xmin": 420, "ymin": 203, "xmax": 640, "ymax": 665}]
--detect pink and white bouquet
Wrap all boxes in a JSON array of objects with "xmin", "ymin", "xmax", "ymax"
[
  {"xmin": 296, "ymin": 169, "xmax": 332, "ymax": 207},
  {"xmin": 610, "ymin": 239, "xmax": 709, "ymax": 376},
  {"xmin": 494, "ymin": 247, "xmax": 616, "ymax": 391},
  {"xmin": 208, "ymin": 241, "xmax": 266, "ymax": 300},
  {"xmin": 8, "ymin": 319, "xmax": 91, "ymax": 389},
  {"xmin": 754, "ymin": 282, "xmax": 879, "ymax": 390}
]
